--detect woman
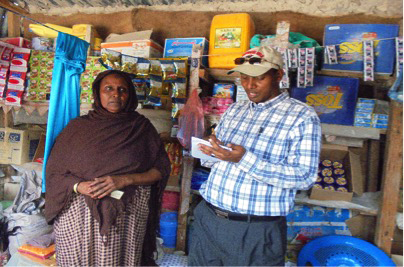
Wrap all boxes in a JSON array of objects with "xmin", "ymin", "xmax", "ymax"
[{"xmin": 45, "ymin": 70, "xmax": 171, "ymax": 266}]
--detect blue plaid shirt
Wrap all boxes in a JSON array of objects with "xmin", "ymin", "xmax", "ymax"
[{"xmin": 200, "ymin": 92, "xmax": 322, "ymax": 216}]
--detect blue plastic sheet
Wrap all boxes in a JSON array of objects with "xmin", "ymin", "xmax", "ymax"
[{"xmin": 42, "ymin": 33, "xmax": 89, "ymax": 192}]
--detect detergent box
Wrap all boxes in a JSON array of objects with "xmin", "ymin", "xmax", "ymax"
[
  {"xmin": 164, "ymin": 38, "xmax": 209, "ymax": 67},
  {"xmin": 322, "ymin": 24, "xmax": 399, "ymax": 74},
  {"xmin": 290, "ymin": 76, "xmax": 359, "ymax": 126}
]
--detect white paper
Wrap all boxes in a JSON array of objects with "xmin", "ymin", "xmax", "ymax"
[{"xmin": 191, "ymin": 137, "xmax": 231, "ymax": 162}]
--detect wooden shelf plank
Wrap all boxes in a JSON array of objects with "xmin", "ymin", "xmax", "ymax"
[{"xmin": 321, "ymin": 123, "xmax": 384, "ymax": 140}]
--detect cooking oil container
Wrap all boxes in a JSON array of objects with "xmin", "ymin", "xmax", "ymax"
[{"xmin": 208, "ymin": 13, "xmax": 255, "ymax": 69}]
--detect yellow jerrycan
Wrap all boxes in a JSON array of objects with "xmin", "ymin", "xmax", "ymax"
[{"xmin": 209, "ymin": 13, "xmax": 255, "ymax": 69}]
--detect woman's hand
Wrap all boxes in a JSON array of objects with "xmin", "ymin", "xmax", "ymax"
[
  {"xmin": 88, "ymin": 175, "xmax": 126, "ymax": 199},
  {"xmin": 198, "ymin": 135, "xmax": 246, "ymax": 163},
  {"xmin": 77, "ymin": 181, "xmax": 97, "ymax": 197}
]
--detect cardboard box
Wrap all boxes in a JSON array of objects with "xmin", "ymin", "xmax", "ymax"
[
  {"xmin": 164, "ymin": 37, "xmax": 209, "ymax": 67},
  {"xmin": 32, "ymin": 133, "xmax": 45, "ymax": 163},
  {"xmin": 322, "ymin": 24, "xmax": 399, "ymax": 74},
  {"xmin": 287, "ymin": 204, "xmax": 352, "ymax": 244},
  {"xmin": 310, "ymin": 144, "xmax": 364, "ymax": 202},
  {"xmin": 101, "ymin": 30, "xmax": 163, "ymax": 58},
  {"xmin": 0, "ymin": 127, "xmax": 44, "ymax": 165},
  {"xmin": 290, "ymin": 76, "xmax": 359, "ymax": 126},
  {"xmin": 0, "ymin": 37, "xmax": 31, "ymax": 48}
]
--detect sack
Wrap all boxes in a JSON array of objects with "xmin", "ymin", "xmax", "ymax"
[
  {"xmin": 6, "ymin": 213, "xmax": 53, "ymax": 256},
  {"xmin": 176, "ymin": 89, "xmax": 205, "ymax": 150}
]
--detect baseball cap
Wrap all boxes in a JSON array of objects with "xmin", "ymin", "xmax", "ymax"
[{"xmin": 227, "ymin": 46, "xmax": 284, "ymax": 77}]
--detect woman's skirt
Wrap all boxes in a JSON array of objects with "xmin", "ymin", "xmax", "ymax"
[{"xmin": 54, "ymin": 186, "xmax": 151, "ymax": 266}]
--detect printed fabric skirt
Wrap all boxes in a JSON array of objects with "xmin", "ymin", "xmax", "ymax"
[{"xmin": 54, "ymin": 186, "xmax": 151, "ymax": 266}]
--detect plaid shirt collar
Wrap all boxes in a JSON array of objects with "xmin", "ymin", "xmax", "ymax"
[{"xmin": 249, "ymin": 91, "xmax": 289, "ymax": 114}]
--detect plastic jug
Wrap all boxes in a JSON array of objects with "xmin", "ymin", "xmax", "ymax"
[{"xmin": 209, "ymin": 13, "xmax": 255, "ymax": 69}]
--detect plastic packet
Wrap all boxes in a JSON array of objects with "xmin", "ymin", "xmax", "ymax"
[
  {"xmin": 150, "ymin": 60, "xmax": 162, "ymax": 76},
  {"xmin": 121, "ymin": 55, "xmax": 138, "ymax": 74},
  {"xmin": 174, "ymin": 61, "xmax": 187, "ymax": 78},
  {"xmin": 171, "ymin": 82, "xmax": 187, "ymax": 98},
  {"xmin": 161, "ymin": 61, "xmax": 177, "ymax": 81},
  {"xmin": 172, "ymin": 102, "xmax": 185, "ymax": 119},
  {"xmin": 133, "ymin": 79, "xmax": 148, "ymax": 101},
  {"xmin": 101, "ymin": 49, "xmax": 121, "ymax": 70},
  {"xmin": 136, "ymin": 59, "xmax": 150, "ymax": 78}
]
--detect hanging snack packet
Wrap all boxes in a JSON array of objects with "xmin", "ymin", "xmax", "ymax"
[
  {"xmin": 171, "ymin": 102, "xmax": 185, "ymax": 119},
  {"xmin": 150, "ymin": 59, "xmax": 162, "ymax": 76},
  {"xmin": 121, "ymin": 55, "xmax": 138, "ymax": 74},
  {"xmin": 133, "ymin": 78, "xmax": 148, "ymax": 101},
  {"xmin": 171, "ymin": 81, "xmax": 187, "ymax": 98},
  {"xmin": 304, "ymin": 47, "xmax": 315, "ymax": 87},
  {"xmin": 101, "ymin": 49, "xmax": 121, "ymax": 70},
  {"xmin": 161, "ymin": 82, "xmax": 172, "ymax": 97},
  {"xmin": 363, "ymin": 40, "xmax": 375, "ymax": 82},
  {"xmin": 136, "ymin": 58, "xmax": 150, "ymax": 78},
  {"xmin": 145, "ymin": 75, "xmax": 162, "ymax": 106},
  {"xmin": 395, "ymin": 37, "xmax": 403, "ymax": 75},
  {"xmin": 297, "ymin": 48, "xmax": 306, "ymax": 88},
  {"xmin": 161, "ymin": 61, "xmax": 177, "ymax": 81},
  {"xmin": 174, "ymin": 61, "xmax": 187, "ymax": 78}
]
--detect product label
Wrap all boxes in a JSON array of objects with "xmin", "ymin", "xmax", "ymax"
[
  {"xmin": 305, "ymin": 86, "xmax": 344, "ymax": 114},
  {"xmin": 214, "ymin": 28, "xmax": 242, "ymax": 49}
]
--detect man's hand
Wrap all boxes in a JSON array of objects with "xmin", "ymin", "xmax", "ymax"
[{"xmin": 198, "ymin": 135, "xmax": 246, "ymax": 163}]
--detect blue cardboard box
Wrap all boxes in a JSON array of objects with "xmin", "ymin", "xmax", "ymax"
[
  {"xmin": 164, "ymin": 38, "xmax": 209, "ymax": 67},
  {"xmin": 290, "ymin": 76, "xmax": 359, "ymax": 126},
  {"xmin": 287, "ymin": 205, "xmax": 352, "ymax": 243},
  {"xmin": 322, "ymin": 24, "xmax": 399, "ymax": 74}
]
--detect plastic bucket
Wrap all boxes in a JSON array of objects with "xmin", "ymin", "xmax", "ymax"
[{"xmin": 160, "ymin": 212, "xmax": 178, "ymax": 248}]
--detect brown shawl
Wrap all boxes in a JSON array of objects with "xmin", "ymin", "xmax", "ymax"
[{"xmin": 45, "ymin": 70, "xmax": 170, "ymax": 265}]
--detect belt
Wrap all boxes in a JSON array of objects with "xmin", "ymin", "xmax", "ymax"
[{"xmin": 206, "ymin": 201, "xmax": 282, "ymax": 222}]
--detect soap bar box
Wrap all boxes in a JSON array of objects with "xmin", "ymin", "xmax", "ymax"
[{"xmin": 322, "ymin": 24, "xmax": 399, "ymax": 74}]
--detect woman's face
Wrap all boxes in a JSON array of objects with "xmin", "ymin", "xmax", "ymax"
[{"xmin": 99, "ymin": 74, "xmax": 130, "ymax": 113}]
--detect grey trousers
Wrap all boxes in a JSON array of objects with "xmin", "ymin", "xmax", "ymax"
[{"xmin": 188, "ymin": 200, "xmax": 287, "ymax": 266}]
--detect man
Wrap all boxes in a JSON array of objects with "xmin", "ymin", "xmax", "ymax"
[{"xmin": 188, "ymin": 46, "xmax": 322, "ymax": 266}]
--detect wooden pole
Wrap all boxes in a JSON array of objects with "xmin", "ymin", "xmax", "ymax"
[
  {"xmin": 7, "ymin": 11, "xmax": 20, "ymax": 37},
  {"xmin": 374, "ymin": 100, "xmax": 403, "ymax": 254}
]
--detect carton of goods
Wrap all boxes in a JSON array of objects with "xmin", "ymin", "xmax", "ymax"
[
  {"xmin": 101, "ymin": 30, "xmax": 163, "ymax": 59},
  {"xmin": 209, "ymin": 13, "xmax": 255, "ymax": 69},
  {"xmin": 322, "ymin": 24, "xmax": 399, "ymax": 74},
  {"xmin": 164, "ymin": 38, "xmax": 209, "ymax": 67},
  {"xmin": 0, "ymin": 37, "xmax": 31, "ymax": 48},
  {"xmin": 0, "ymin": 127, "xmax": 45, "ymax": 165},
  {"xmin": 290, "ymin": 76, "xmax": 359, "ymax": 126},
  {"xmin": 309, "ymin": 144, "xmax": 363, "ymax": 202}
]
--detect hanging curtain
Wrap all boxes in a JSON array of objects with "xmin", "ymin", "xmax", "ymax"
[{"xmin": 42, "ymin": 32, "xmax": 89, "ymax": 192}]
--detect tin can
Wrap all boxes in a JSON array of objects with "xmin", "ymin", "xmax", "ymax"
[
  {"xmin": 320, "ymin": 168, "xmax": 333, "ymax": 177},
  {"xmin": 324, "ymin": 185, "xmax": 336, "ymax": 191},
  {"xmin": 332, "ymin": 160, "xmax": 343, "ymax": 169},
  {"xmin": 335, "ymin": 177, "xmax": 347, "ymax": 186},
  {"xmin": 333, "ymin": 168, "xmax": 345, "ymax": 178},
  {"xmin": 320, "ymin": 159, "xmax": 332, "ymax": 168},
  {"xmin": 323, "ymin": 176, "xmax": 335, "ymax": 185},
  {"xmin": 336, "ymin": 186, "xmax": 348, "ymax": 192}
]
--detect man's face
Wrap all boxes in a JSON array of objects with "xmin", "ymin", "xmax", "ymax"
[{"xmin": 240, "ymin": 69, "xmax": 283, "ymax": 103}]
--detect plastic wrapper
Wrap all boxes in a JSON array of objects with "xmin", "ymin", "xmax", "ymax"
[
  {"xmin": 101, "ymin": 49, "xmax": 121, "ymax": 70},
  {"xmin": 164, "ymin": 142, "xmax": 183, "ymax": 176}
]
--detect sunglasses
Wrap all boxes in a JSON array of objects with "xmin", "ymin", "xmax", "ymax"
[{"xmin": 234, "ymin": 57, "xmax": 264, "ymax": 65}]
